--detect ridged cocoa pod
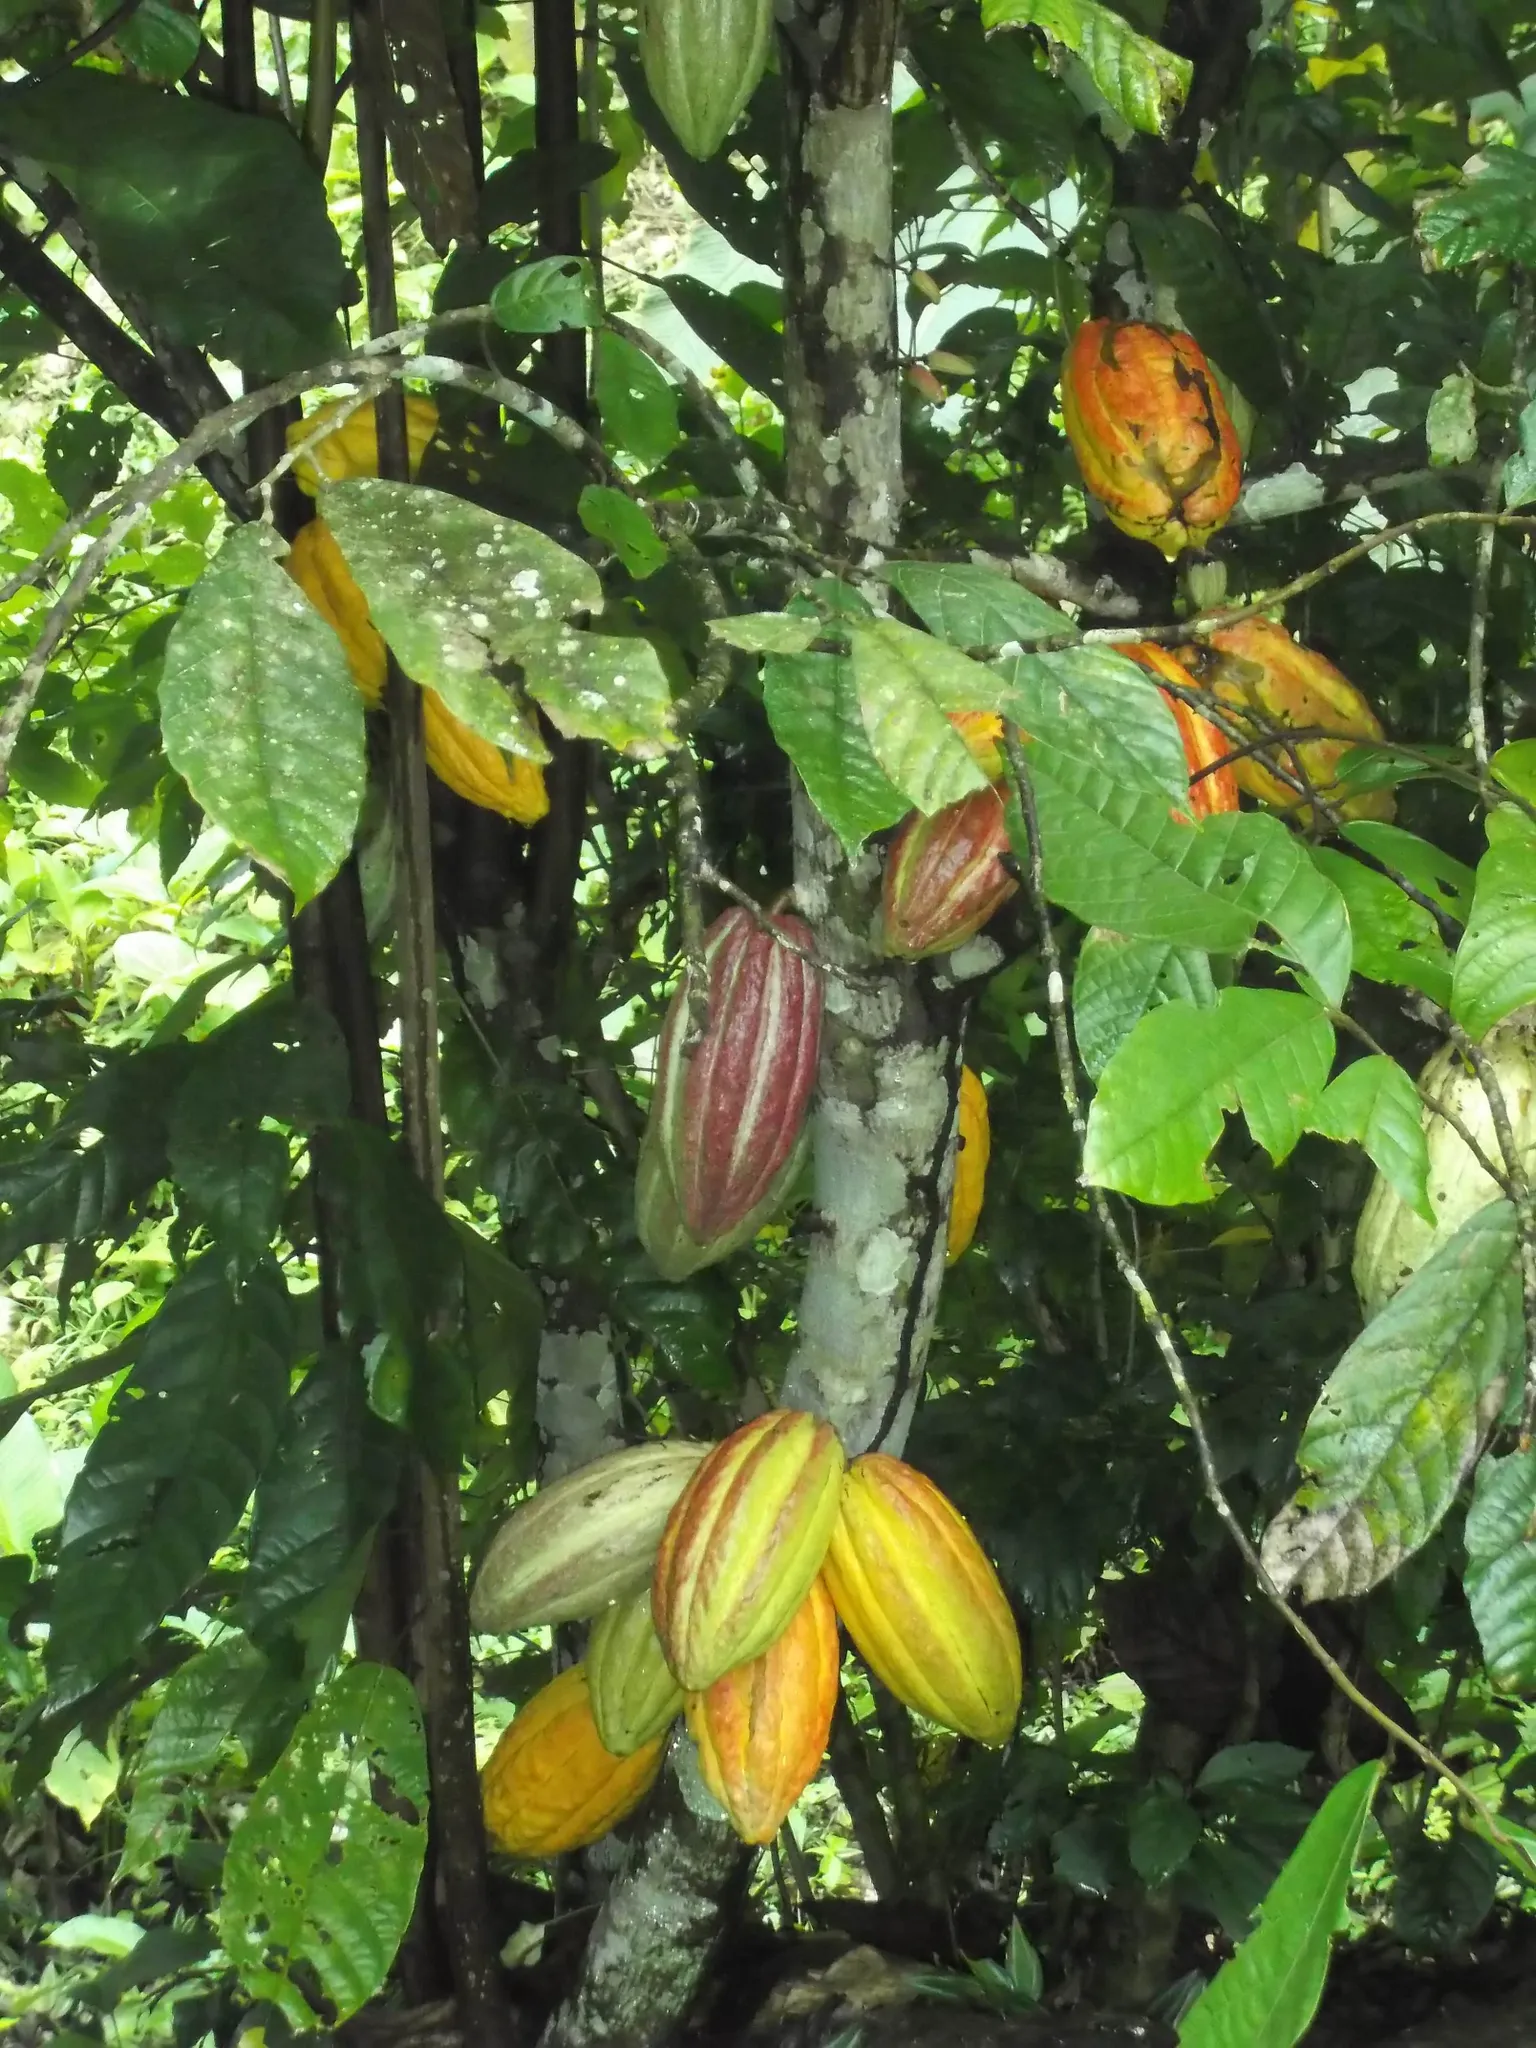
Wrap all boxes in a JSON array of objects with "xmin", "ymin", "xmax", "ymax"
[
  {"xmin": 686, "ymin": 1577, "xmax": 840, "ymax": 1844},
  {"xmin": 287, "ymin": 393, "xmax": 439, "ymax": 495},
  {"xmin": 947, "ymin": 1066, "xmax": 990, "ymax": 1266},
  {"xmin": 284, "ymin": 519, "xmax": 388, "ymax": 705},
  {"xmin": 636, "ymin": 907, "xmax": 823, "ymax": 1282},
  {"xmin": 882, "ymin": 786, "xmax": 1018, "ymax": 960},
  {"xmin": 1354, "ymin": 1011, "xmax": 1536, "ymax": 1318},
  {"xmin": 824, "ymin": 1453, "xmax": 1021, "ymax": 1745},
  {"xmin": 470, "ymin": 1440, "xmax": 710, "ymax": 1632},
  {"xmin": 1060, "ymin": 320, "xmax": 1241, "ymax": 558},
  {"xmin": 481, "ymin": 1664, "xmax": 664, "ymax": 1856},
  {"xmin": 587, "ymin": 1584, "xmax": 684, "ymax": 1757},
  {"xmin": 1122, "ymin": 642, "xmax": 1239, "ymax": 822},
  {"xmin": 638, "ymin": 0, "xmax": 773, "ymax": 159},
  {"xmin": 422, "ymin": 691, "xmax": 549, "ymax": 826},
  {"xmin": 653, "ymin": 1409, "xmax": 845, "ymax": 1692},
  {"xmin": 1179, "ymin": 617, "xmax": 1392, "ymax": 824}
]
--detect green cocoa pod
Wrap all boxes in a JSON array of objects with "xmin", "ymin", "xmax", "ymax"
[
  {"xmin": 587, "ymin": 1584, "xmax": 684, "ymax": 1756},
  {"xmin": 638, "ymin": 0, "xmax": 774, "ymax": 160}
]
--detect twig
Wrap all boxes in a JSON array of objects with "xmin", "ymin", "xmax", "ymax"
[
  {"xmin": 1332, "ymin": 1009, "xmax": 1511, "ymax": 1194},
  {"xmin": 694, "ymin": 858, "xmax": 867, "ymax": 988},
  {"xmin": 20, "ymin": 0, "xmax": 146, "ymax": 81},
  {"xmin": 0, "ymin": 1342, "xmax": 134, "ymax": 1438},
  {"xmin": 903, "ymin": 49, "xmax": 1060, "ymax": 256},
  {"xmin": 998, "ymin": 719, "xmax": 1531, "ymax": 1860}
]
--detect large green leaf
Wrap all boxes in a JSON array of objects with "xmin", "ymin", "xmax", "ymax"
[
  {"xmin": 0, "ymin": 71, "xmax": 348, "ymax": 374},
  {"xmin": 1261, "ymin": 1203, "xmax": 1521, "ymax": 1602},
  {"xmin": 1083, "ymin": 989, "xmax": 1335, "ymax": 1205},
  {"xmin": 119, "ymin": 1636, "xmax": 268, "ymax": 1879},
  {"xmin": 160, "ymin": 524, "xmax": 365, "ymax": 908},
  {"xmin": 48, "ymin": 1261, "xmax": 295, "ymax": 1689},
  {"xmin": 1177, "ymin": 1762, "xmax": 1383, "ymax": 2048},
  {"xmin": 1464, "ymin": 1447, "xmax": 1536, "ymax": 1690},
  {"xmin": 1309, "ymin": 1056, "xmax": 1433, "ymax": 1225},
  {"xmin": 762, "ymin": 650, "xmax": 909, "ymax": 856},
  {"xmin": 513, "ymin": 622, "xmax": 676, "ymax": 757},
  {"xmin": 882, "ymin": 560, "xmax": 1076, "ymax": 649},
  {"xmin": 1311, "ymin": 849, "xmax": 1455, "ymax": 1007},
  {"xmin": 595, "ymin": 330, "xmax": 682, "ymax": 469},
  {"xmin": 1451, "ymin": 808, "xmax": 1536, "ymax": 1040},
  {"xmin": 846, "ymin": 617, "xmax": 1000, "ymax": 815},
  {"xmin": 1072, "ymin": 931, "xmax": 1217, "ymax": 1081},
  {"xmin": 1420, "ymin": 149, "xmax": 1536, "ymax": 269},
  {"xmin": 221, "ymin": 1662, "xmax": 428, "ymax": 2031},
  {"xmin": 980, "ymin": 0, "xmax": 1192, "ymax": 138}
]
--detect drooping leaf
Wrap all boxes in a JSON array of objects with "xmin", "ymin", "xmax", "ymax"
[
  {"xmin": 1261, "ymin": 1203, "xmax": 1520, "ymax": 1602},
  {"xmin": 0, "ymin": 71, "xmax": 349, "ymax": 374},
  {"xmin": 1310, "ymin": 849, "xmax": 1455, "ymax": 1007},
  {"xmin": 595, "ymin": 330, "xmax": 682, "ymax": 469},
  {"xmin": 980, "ymin": 0, "xmax": 1193, "ymax": 139},
  {"xmin": 577, "ymin": 485, "xmax": 669, "ymax": 579},
  {"xmin": 882, "ymin": 560, "xmax": 1076, "ymax": 649},
  {"xmin": 47, "ymin": 1261, "xmax": 295, "ymax": 1690},
  {"xmin": 1464, "ymin": 1447, "xmax": 1536, "ymax": 1690},
  {"xmin": 1177, "ymin": 1762, "xmax": 1383, "ymax": 2048},
  {"xmin": 159, "ymin": 524, "xmax": 366, "ymax": 908},
  {"xmin": 220, "ymin": 1662, "xmax": 428, "ymax": 2031},
  {"xmin": 763, "ymin": 650, "xmax": 910, "ymax": 856},
  {"xmin": 513, "ymin": 622, "xmax": 676, "ymax": 756},
  {"xmin": 1072, "ymin": 931, "xmax": 1217, "ymax": 1081},
  {"xmin": 1309, "ymin": 1056, "xmax": 1433, "ymax": 1225},
  {"xmin": 658, "ymin": 274, "xmax": 784, "ymax": 402},
  {"xmin": 1083, "ymin": 989, "xmax": 1335, "ymax": 1205},
  {"xmin": 119, "ymin": 1635, "xmax": 268, "ymax": 1879},
  {"xmin": 1451, "ymin": 808, "xmax": 1536, "ymax": 1040}
]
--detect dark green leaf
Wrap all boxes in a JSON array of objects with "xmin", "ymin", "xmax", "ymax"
[
  {"xmin": 578, "ymin": 485, "xmax": 669, "ymax": 578},
  {"xmin": 111, "ymin": 0, "xmax": 201, "ymax": 77},
  {"xmin": 658, "ymin": 275, "xmax": 784, "ymax": 403},
  {"xmin": 1390, "ymin": 1827, "xmax": 1499, "ymax": 1953},
  {"xmin": 1465, "ymin": 1447, "xmax": 1536, "ymax": 1689},
  {"xmin": 119, "ymin": 1636, "xmax": 268, "ymax": 1879},
  {"xmin": 43, "ymin": 408, "xmax": 130, "ymax": 514},
  {"xmin": 1451, "ymin": 808, "xmax": 1536, "ymax": 1040},
  {"xmin": 595, "ymin": 331, "xmax": 682, "ymax": 469},
  {"xmin": 1420, "ymin": 150, "xmax": 1536, "ymax": 269},
  {"xmin": 980, "ymin": 0, "xmax": 1192, "ymax": 138},
  {"xmin": 490, "ymin": 254, "xmax": 594, "ymax": 334},
  {"xmin": 1120, "ymin": 209, "xmax": 1286, "ymax": 410}
]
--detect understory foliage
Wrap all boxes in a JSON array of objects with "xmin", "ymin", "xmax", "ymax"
[{"xmin": 7, "ymin": 0, "xmax": 1536, "ymax": 2044}]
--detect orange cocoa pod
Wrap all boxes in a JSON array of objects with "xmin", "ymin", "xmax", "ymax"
[
  {"xmin": 882, "ymin": 785, "xmax": 1018, "ymax": 960},
  {"xmin": 1179, "ymin": 616, "xmax": 1392, "ymax": 824},
  {"xmin": 287, "ymin": 392, "xmax": 439, "ymax": 495},
  {"xmin": 653, "ymin": 1409, "xmax": 845, "ymax": 1692},
  {"xmin": 422, "ymin": 691, "xmax": 550, "ymax": 825},
  {"xmin": 1060, "ymin": 320, "xmax": 1241, "ymax": 558},
  {"xmin": 481, "ymin": 1663, "xmax": 665, "ymax": 1856},
  {"xmin": 946, "ymin": 1065, "xmax": 989, "ymax": 1266},
  {"xmin": 823, "ymin": 1453, "xmax": 1022, "ymax": 1745},
  {"xmin": 284, "ymin": 518, "xmax": 388, "ymax": 705},
  {"xmin": 1122, "ymin": 642, "xmax": 1239, "ymax": 822},
  {"xmin": 686, "ymin": 1576, "xmax": 840, "ymax": 1843}
]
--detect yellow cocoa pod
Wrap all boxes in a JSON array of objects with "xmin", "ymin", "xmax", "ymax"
[
  {"xmin": 287, "ymin": 392, "xmax": 439, "ymax": 495},
  {"xmin": 283, "ymin": 518, "xmax": 387, "ymax": 705},
  {"xmin": 824, "ymin": 1453, "xmax": 1021, "ymax": 1746},
  {"xmin": 481, "ymin": 1663, "xmax": 665, "ymax": 1857},
  {"xmin": 686, "ymin": 1576, "xmax": 839, "ymax": 1844},
  {"xmin": 422, "ymin": 692, "xmax": 550, "ymax": 825},
  {"xmin": 652, "ymin": 1409, "xmax": 845, "ymax": 1693},
  {"xmin": 587, "ymin": 1584, "xmax": 684, "ymax": 1756},
  {"xmin": 946, "ymin": 1065, "xmax": 989, "ymax": 1266}
]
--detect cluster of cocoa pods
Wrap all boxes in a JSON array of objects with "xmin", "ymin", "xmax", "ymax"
[{"xmin": 474, "ymin": 1409, "xmax": 1022, "ymax": 1855}]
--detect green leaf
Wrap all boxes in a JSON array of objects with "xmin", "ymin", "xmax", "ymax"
[
  {"xmin": 762, "ymin": 650, "xmax": 909, "ymax": 856},
  {"xmin": 1427, "ymin": 371, "xmax": 1479, "ymax": 467},
  {"xmin": 1309, "ymin": 1056, "xmax": 1433, "ymax": 1225},
  {"xmin": 594, "ymin": 330, "xmax": 682, "ymax": 469},
  {"xmin": 710, "ymin": 614, "xmax": 822, "ymax": 656},
  {"xmin": 112, "ymin": 0, "xmax": 201, "ymax": 78},
  {"xmin": 881, "ymin": 560, "xmax": 1076, "ymax": 648},
  {"xmin": 577, "ymin": 485, "xmax": 669, "ymax": 579},
  {"xmin": 46, "ymin": 1914, "xmax": 143, "ymax": 1958},
  {"xmin": 1072, "ymin": 930, "xmax": 1216, "ymax": 1081},
  {"xmin": 44, "ymin": 408, "xmax": 130, "ymax": 514},
  {"xmin": 658, "ymin": 274, "xmax": 784, "ymax": 402},
  {"xmin": 847, "ymin": 618, "xmax": 996, "ymax": 814},
  {"xmin": 980, "ymin": 0, "xmax": 1193, "ymax": 138},
  {"xmin": 1342, "ymin": 822, "xmax": 1475, "ymax": 915},
  {"xmin": 0, "ymin": 1413, "xmax": 63, "ymax": 1558},
  {"xmin": 1129, "ymin": 1785, "xmax": 1203, "ymax": 1887},
  {"xmin": 221, "ymin": 1662, "xmax": 429, "ymax": 2031},
  {"xmin": 47, "ymin": 1261, "xmax": 295, "ymax": 1690},
  {"xmin": 1261, "ymin": 1203, "xmax": 1520, "ymax": 1602},
  {"xmin": 1004, "ymin": 645, "xmax": 1191, "ymax": 805},
  {"xmin": 1310, "ymin": 848, "xmax": 1454, "ymax": 1007},
  {"xmin": 1420, "ymin": 150, "xmax": 1536, "ymax": 270},
  {"xmin": 1464, "ymin": 1447, "xmax": 1536, "ymax": 1690},
  {"xmin": 1503, "ymin": 398, "xmax": 1536, "ymax": 509},
  {"xmin": 159, "ymin": 524, "xmax": 365, "ymax": 908},
  {"xmin": 323, "ymin": 480, "xmax": 586, "ymax": 759},
  {"xmin": 1391, "ymin": 1827, "xmax": 1499, "ymax": 1953},
  {"xmin": 120, "ymin": 1635, "xmax": 268, "ymax": 1879},
  {"xmin": 1177, "ymin": 1762, "xmax": 1382, "ymax": 2048},
  {"xmin": 514, "ymin": 622, "xmax": 676, "ymax": 755},
  {"xmin": 0, "ymin": 71, "xmax": 349, "ymax": 374},
  {"xmin": 489, "ymin": 253, "xmax": 594, "ymax": 333},
  {"xmin": 1083, "ymin": 989, "xmax": 1335, "ymax": 1205},
  {"xmin": 1491, "ymin": 739, "xmax": 1536, "ymax": 805},
  {"xmin": 1452, "ymin": 808, "xmax": 1536, "ymax": 1040}
]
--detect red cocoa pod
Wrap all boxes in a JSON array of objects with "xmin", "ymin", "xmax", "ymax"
[
  {"xmin": 636, "ymin": 907, "xmax": 824, "ymax": 1280},
  {"xmin": 653, "ymin": 1408, "xmax": 845, "ymax": 1692},
  {"xmin": 686, "ymin": 1576, "xmax": 840, "ymax": 1843},
  {"xmin": 881, "ymin": 785, "xmax": 1018, "ymax": 960},
  {"xmin": 1122, "ymin": 641, "xmax": 1240, "ymax": 823},
  {"xmin": 1060, "ymin": 320, "xmax": 1242, "ymax": 558}
]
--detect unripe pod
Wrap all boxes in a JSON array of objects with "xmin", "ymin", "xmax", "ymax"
[
  {"xmin": 653, "ymin": 1409, "xmax": 845, "ymax": 1693},
  {"xmin": 284, "ymin": 519, "xmax": 387, "ymax": 705},
  {"xmin": 470, "ymin": 1440, "xmax": 711, "ymax": 1632},
  {"xmin": 1060, "ymin": 320, "xmax": 1241, "ymax": 558},
  {"xmin": 481, "ymin": 1663, "xmax": 664, "ymax": 1856},
  {"xmin": 1178, "ymin": 617, "xmax": 1392, "ymax": 824},
  {"xmin": 686, "ymin": 1577, "xmax": 840, "ymax": 1844},
  {"xmin": 947, "ymin": 1066, "xmax": 990, "ymax": 1266},
  {"xmin": 881, "ymin": 786, "xmax": 1018, "ymax": 960},
  {"xmin": 1121, "ymin": 642, "xmax": 1239, "ymax": 822},
  {"xmin": 587, "ymin": 1584, "xmax": 684, "ymax": 1757},
  {"xmin": 824, "ymin": 1453, "xmax": 1022, "ymax": 1746},
  {"xmin": 638, "ymin": 0, "xmax": 773, "ymax": 160},
  {"xmin": 1354, "ymin": 1012, "xmax": 1536, "ymax": 1318},
  {"xmin": 422, "ymin": 691, "xmax": 550, "ymax": 825},
  {"xmin": 287, "ymin": 393, "xmax": 439, "ymax": 494},
  {"xmin": 636, "ymin": 907, "xmax": 823, "ymax": 1281}
]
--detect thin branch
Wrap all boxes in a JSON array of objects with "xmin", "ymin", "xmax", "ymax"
[
  {"xmin": 0, "ymin": 1342, "xmax": 134, "ymax": 1438},
  {"xmin": 1332, "ymin": 1009, "xmax": 1511, "ymax": 1195},
  {"xmin": 999, "ymin": 719, "xmax": 1531, "ymax": 1861},
  {"xmin": 903, "ymin": 49, "xmax": 1060, "ymax": 256},
  {"xmin": 20, "ymin": 0, "xmax": 147, "ymax": 82}
]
